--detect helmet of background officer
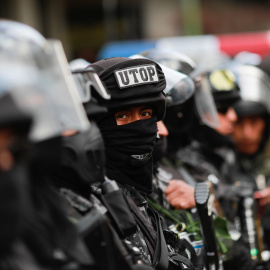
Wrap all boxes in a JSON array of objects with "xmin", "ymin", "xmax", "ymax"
[
  {"xmin": 207, "ymin": 69, "xmax": 240, "ymax": 136},
  {"xmin": 231, "ymin": 65, "xmax": 270, "ymax": 156},
  {"xmin": 0, "ymin": 19, "xmax": 90, "ymax": 176},
  {"xmin": 89, "ymin": 57, "xmax": 166, "ymax": 193},
  {"xmin": 140, "ymin": 49, "xmax": 197, "ymax": 76},
  {"xmin": 140, "ymin": 49, "xmax": 219, "ymax": 138},
  {"xmin": 49, "ymin": 67, "xmax": 111, "ymax": 198}
]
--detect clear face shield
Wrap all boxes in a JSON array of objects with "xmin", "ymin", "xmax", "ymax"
[
  {"xmin": 195, "ymin": 74, "xmax": 220, "ymax": 129},
  {"xmin": 72, "ymin": 68, "xmax": 111, "ymax": 103},
  {"xmin": 0, "ymin": 64, "xmax": 62, "ymax": 142},
  {"xmin": 39, "ymin": 40, "xmax": 90, "ymax": 132},
  {"xmin": 160, "ymin": 65, "xmax": 195, "ymax": 106},
  {"xmin": 37, "ymin": 40, "xmax": 89, "ymax": 131},
  {"xmin": 233, "ymin": 65, "xmax": 270, "ymax": 113},
  {"xmin": 130, "ymin": 54, "xmax": 195, "ymax": 105},
  {"xmin": 0, "ymin": 25, "xmax": 90, "ymax": 137}
]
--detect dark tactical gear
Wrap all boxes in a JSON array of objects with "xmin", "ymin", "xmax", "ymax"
[
  {"xmin": 0, "ymin": 20, "xmax": 101, "ymax": 270},
  {"xmin": 164, "ymin": 129, "xmax": 256, "ymax": 270},
  {"xmin": 47, "ymin": 122, "xmax": 156, "ymax": 269},
  {"xmin": 142, "ymin": 49, "xmax": 257, "ymax": 269},
  {"xmin": 48, "ymin": 132, "xmax": 154, "ymax": 269},
  {"xmin": 119, "ymin": 184, "xmax": 204, "ymax": 270},
  {"xmin": 58, "ymin": 186, "xmax": 145, "ymax": 270},
  {"xmin": 90, "ymin": 57, "xmax": 203, "ymax": 269},
  {"xmin": 150, "ymin": 153, "xmax": 233, "ymax": 267},
  {"xmin": 230, "ymin": 64, "xmax": 270, "ymax": 263}
]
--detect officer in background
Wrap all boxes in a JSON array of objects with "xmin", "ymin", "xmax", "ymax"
[
  {"xmin": 230, "ymin": 64, "xmax": 270, "ymax": 252},
  {"xmin": 0, "ymin": 20, "xmax": 95, "ymax": 269},
  {"xmin": 0, "ymin": 62, "xmax": 93, "ymax": 270},
  {"xmin": 48, "ymin": 66, "xmax": 154, "ymax": 270},
  {"xmin": 139, "ymin": 49, "xmax": 221, "ymax": 210},
  {"xmin": 0, "ymin": 20, "xmax": 154, "ymax": 270},
  {"xmin": 199, "ymin": 66, "xmax": 269, "ymax": 269},
  {"xmin": 140, "ymin": 49, "xmax": 256, "ymax": 270},
  {"xmin": 89, "ymin": 56, "xmax": 203, "ymax": 270}
]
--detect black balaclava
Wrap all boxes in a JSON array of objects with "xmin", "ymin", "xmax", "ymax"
[
  {"xmin": 91, "ymin": 57, "xmax": 166, "ymax": 193},
  {"xmin": 50, "ymin": 122, "xmax": 105, "ymax": 198},
  {"xmin": 98, "ymin": 114, "xmax": 158, "ymax": 194}
]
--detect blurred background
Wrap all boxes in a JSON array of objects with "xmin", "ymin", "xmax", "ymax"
[{"xmin": 1, "ymin": 0, "xmax": 270, "ymax": 63}]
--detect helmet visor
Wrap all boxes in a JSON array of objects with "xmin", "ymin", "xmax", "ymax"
[
  {"xmin": 40, "ymin": 40, "xmax": 90, "ymax": 132},
  {"xmin": 0, "ymin": 63, "xmax": 62, "ymax": 142},
  {"xmin": 0, "ymin": 35, "xmax": 90, "ymax": 134},
  {"xmin": 160, "ymin": 64, "xmax": 195, "ymax": 106},
  {"xmin": 195, "ymin": 73, "xmax": 219, "ymax": 128}
]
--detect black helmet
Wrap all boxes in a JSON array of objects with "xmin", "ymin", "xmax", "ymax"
[{"xmin": 90, "ymin": 57, "xmax": 166, "ymax": 121}]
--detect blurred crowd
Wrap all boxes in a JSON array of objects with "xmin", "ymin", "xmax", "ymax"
[{"xmin": 1, "ymin": 19, "xmax": 270, "ymax": 270}]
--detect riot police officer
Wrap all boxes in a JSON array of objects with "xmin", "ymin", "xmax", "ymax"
[
  {"xmin": 140, "ymin": 49, "xmax": 257, "ymax": 270},
  {"xmin": 230, "ymin": 64, "xmax": 270, "ymax": 253},
  {"xmin": 0, "ymin": 19, "xmax": 95, "ymax": 269},
  {"xmin": 49, "ymin": 66, "xmax": 154, "ymax": 270},
  {"xmin": 89, "ymin": 56, "xmax": 203, "ymax": 270}
]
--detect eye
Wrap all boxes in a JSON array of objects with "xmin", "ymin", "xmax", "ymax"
[
  {"xmin": 141, "ymin": 108, "xmax": 153, "ymax": 119},
  {"xmin": 142, "ymin": 111, "xmax": 151, "ymax": 117},
  {"xmin": 115, "ymin": 113, "xmax": 128, "ymax": 119},
  {"xmin": 115, "ymin": 111, "xmax": 131, "ymax": 125}
]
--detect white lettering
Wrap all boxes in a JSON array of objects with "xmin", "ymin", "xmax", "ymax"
[{"xmin": 114, "ymin": 64, "xmax": 159, "ymax": 88}]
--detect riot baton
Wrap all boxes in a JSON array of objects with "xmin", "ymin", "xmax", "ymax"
[{"xmin": 195, "ymin": 182, "xmax": 220, "ymax": 270}]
